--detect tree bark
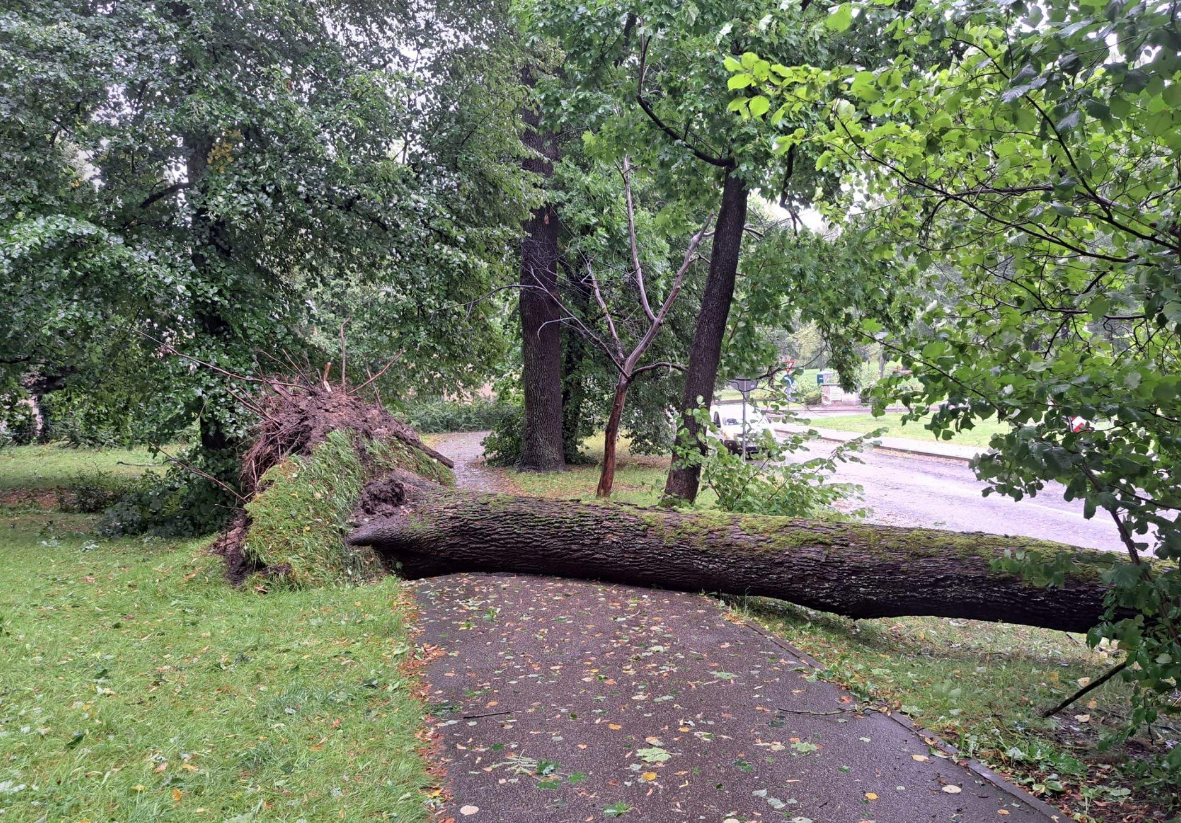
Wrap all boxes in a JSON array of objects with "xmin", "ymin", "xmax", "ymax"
[
  {"xmin": 517, "ymin": 71, "xmax": 566, "ymax": 472},
  {"xmin": 596, "ymin": 379, "xmax": 630, "ymax": 498},
  {"xmin": 665, "ymin": 172, "xmax": 749, "ymax": 503},
  {"xmin": 348, "ymin": 479, "xmax": 1121, "ymax": 634}
]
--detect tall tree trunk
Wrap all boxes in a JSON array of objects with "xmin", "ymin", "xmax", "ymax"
[
  {"xmin": 664, "ymin": 172, "xmax": 749, "ymax": 503},
  {"xmin": 186, "ymin": 132, "xmax": 241, "ymax": 473},
  {"xmin": 518, "ymin": 73, "xmax": 565, "ymax": 472},
  {"xmin": 596, "ymin": 378, "xmax": 631, "ymax": 498},
  {"xmin": 561, "ymin": 262, "xmax": 592, "ymax": 464},
  {"xmin": 348, "ymin": 479, "xmax": 1124, "ymax": 634}
]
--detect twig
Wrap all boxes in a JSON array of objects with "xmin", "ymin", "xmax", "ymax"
[
  {"xmin": 353, "ymin": 357, "xmax": 398, "ymax": 395},
  {"xmin": 1041, "ymin": 660, "xmax": 1128, "ymax": 718},
  {"xmin": 159, "ymin": 453, "xmax": 247, "ymax": 503},
  {"xmin": 339, "ymin": 319, "xmax": 350, "ymax": 388},
  {"xmin": 462, "ymin": 710, "xmax": 514, "ymax": 720}
]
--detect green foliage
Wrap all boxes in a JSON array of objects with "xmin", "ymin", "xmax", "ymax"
[
  {"xmin": 0, "ymin": 0, "xmax": 526, "ymax": 467},
  {"xmin": 671, "ymin": 405, "xmax": 871, "ymax": 516},
  {"xmin": 60, "ymin": 470, "xmax": 136, "ymax": 514},
  {"xmin": 728, "ymin": 0, "xmax": 1181, "ymax": 776},
  {"xmin": 0, "ymin": 391, "xmax": 36, "ymax": 445},
  {"xmin": 401, "ymin": 397, "xmax": 519, "ymax": 434}
]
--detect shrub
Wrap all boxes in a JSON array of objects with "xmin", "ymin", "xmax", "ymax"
[
  {"xmin": 401, "ymin": 396, "xmax": 517, "ymax": 434},
  {"xmin": 62, "ymin": 470, "xmax": 136, "ymax": 513},
  {"xmin": 0, "ymin": 392, "xmax": 37, "ymax": 445},
  {"xmin": 482, "ymin": 404, "xmax": 524, "ymax": 467}
]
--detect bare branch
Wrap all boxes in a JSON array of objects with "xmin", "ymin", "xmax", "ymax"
[{"xmin": 620, "ymin": 157, "xmax": 656, "ymax": 322}]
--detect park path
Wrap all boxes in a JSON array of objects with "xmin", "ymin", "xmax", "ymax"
[{"xmin": 410, "ymin": 433, "xmax": 1059, "ymax": 823}]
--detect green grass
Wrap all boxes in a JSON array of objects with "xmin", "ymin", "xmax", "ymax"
[
  {"xmin": 0, "ymin": 509, "xmax": 433, "ymax": 823},
  {"xmin": 735, "ymin": 598, "xmax": 1177, "ymax": 817},
  {"xmin": 0, "ymin": 443, "xmax": 169, "ymax": 491},
  {"xmin": 811, "ymin": 412, "xmax": 1010, "ymax": 448},
  {"xmin": 508, "ymin": 436, "xmax": 720, "ymax": 508}
]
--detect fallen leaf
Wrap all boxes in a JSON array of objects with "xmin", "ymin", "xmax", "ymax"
[
  {"xmin": 641, "ymin": 772, "xmax": 657, "ymax": 781},
  {"xmin": 865, "ymin": 792, "xmax": 878, "ymax": 800},
  {"xmin": 942, "ymin": 785, "xmax": 962, "ymax": 794},
  {"xmin": 608, "ymin": 723, "xmax": 622, "ymax": 730},
  {"xmin": 459, "ymin": 805, "xmax": 479, "ymax": 816},
  {"xmin": 911, "ymin": 754, "xmax": 929, "ymax": 762}
]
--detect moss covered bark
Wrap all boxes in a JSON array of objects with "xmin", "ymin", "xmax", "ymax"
[{"xmin": 349, "ymin": 483, "xmax": 1125, "ymax": 633}]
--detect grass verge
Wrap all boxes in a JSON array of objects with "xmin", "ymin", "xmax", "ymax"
[{"xmin": 807, "ymin": 412, "xmax": 1009, "ymax": 448}]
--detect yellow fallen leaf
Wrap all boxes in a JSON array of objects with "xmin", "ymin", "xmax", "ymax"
[
  {"xmin": 641, "ymin": 772, "xmax": 658, "ymax": 781},
  {"xmin": 865, "ymin": 792, "xmax": 878, "ymax": 800},
  {"xmin": 608, "ymin": 723, "xmax": 622, "ymax": 730},
  {"xmin": 172, "ymin": 788, "xmax": 183, "ymax": 802},
  {"xmin": 131, "ymin": 785, "xmax": 146, "ymax": 792},
  {"xmin": 911, "ymin": 755, "xmax": 929, "ymax": 762},
  {"xmin": 1074, "ymin": 714, "xmax": 1091, "ymax": 723},
  {"xmin": 998, "ymin": 811, "xmax": 1011, "ymax": 816}
]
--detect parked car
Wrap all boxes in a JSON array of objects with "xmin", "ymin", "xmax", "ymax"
[{"xmin": 710, "ymin": 402, "xmax": 774, "ymax": 456}]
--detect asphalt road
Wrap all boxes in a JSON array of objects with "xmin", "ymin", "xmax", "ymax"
[{"xmin": 790, "ymin": 440, "xmax": 1125, "ymax": 552}]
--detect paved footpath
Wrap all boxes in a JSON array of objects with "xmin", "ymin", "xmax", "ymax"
[
  {"xmin": 413, "ymin": 574, "xmax": 1059, "ymax": 823},
  {"xmin": 414, "ymin": 434, "xmax": 1061, "ymax": 822}
]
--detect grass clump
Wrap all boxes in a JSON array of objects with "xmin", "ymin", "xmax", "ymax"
[
  {"xmin": 0, "ymin": 506, "xmax": 433, "ymax": 823},
  {"xmin": 242, "ymin": 430, "xmax": 452, "ymax": 587}
]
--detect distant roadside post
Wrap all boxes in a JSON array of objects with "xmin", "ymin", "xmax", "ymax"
[{"xmin": 727, "ymin": 377, "xmax": 759, "ymax": 457}]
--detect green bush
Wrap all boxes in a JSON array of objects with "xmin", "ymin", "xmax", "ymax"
[
  {"xmin": 0, "ymin": 392, "xmax": 37, "ymax": 445},
  {"xmin": 62, "ymin": 470, "xmax": 137, "ymax": 513},
  {"xmin": 482, "ymin": 403, "xmax": 524, "ymax": 466},
  {"xmin": 401, "ymin": 396, "xmax": 517, "ymax": 433},
  {"xmin": 99, "ymin": 448, "xmax": 239, "ymax": 538},
  {"xmin": 795, "ymin": 384, "xmax": 822, "ymax": 406}
]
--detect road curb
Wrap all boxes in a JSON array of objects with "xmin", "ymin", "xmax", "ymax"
[{"xmin": 772, "ymin": 423, "xmax": 980, "ymax": 465}]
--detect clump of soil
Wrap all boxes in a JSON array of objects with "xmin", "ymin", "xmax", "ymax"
[
  {"xmin": 215, "ymin": 380, "xmax": 451, "ymax": 584},
  {"xmin": 241, "ymin": 383, "xmax": 449, "ymax": 495}
]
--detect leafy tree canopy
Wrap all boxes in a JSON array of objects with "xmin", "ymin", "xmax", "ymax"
[
  {"xmin": 730, "ymin": 0, "xmax": 1181, "ymax": 774},
  {"xmin": 0, "ymin": 0, "xmax": 526, "ymax": 446}
]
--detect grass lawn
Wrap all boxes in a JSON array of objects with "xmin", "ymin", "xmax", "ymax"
[
  {"xmin": 506, "ymin": 436, "xmax": 722, "ymax": 508},
  {"xmin": 0, "ymin": 455, "xmax": 433, "ymax": 822},
  {"xmin": 812, "ymin": 412, "xmax": 1011, "ymax": 448},
  {"xmin": 0, "ymin": 443, "xmax": 169, "ymax": 491}
]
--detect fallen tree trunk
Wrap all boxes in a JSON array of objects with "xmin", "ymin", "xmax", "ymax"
[{"xmin": 349, "ymin": 472, "xmax": 1123, "ymax": 634}]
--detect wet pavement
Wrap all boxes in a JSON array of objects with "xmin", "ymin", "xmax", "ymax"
[{"xmin": 413, "ymin": 573, "xmax": 1059, "ymax": 823}]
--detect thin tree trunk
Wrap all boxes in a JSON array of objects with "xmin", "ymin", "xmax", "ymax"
[
  {"xmin": 665, "ymin": 172, "xmax": 749, "ymax": 503},
  {"xmin": 517, "ymin": 70, "xmax": 565, "ymax": 472},
  {"xmin": 348, "ymin": 479, "xmax": 1124, "ymax": 634},
  {"xmin": 596, "ymin": 378, "xmax": 631, "ymax": 498}
]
